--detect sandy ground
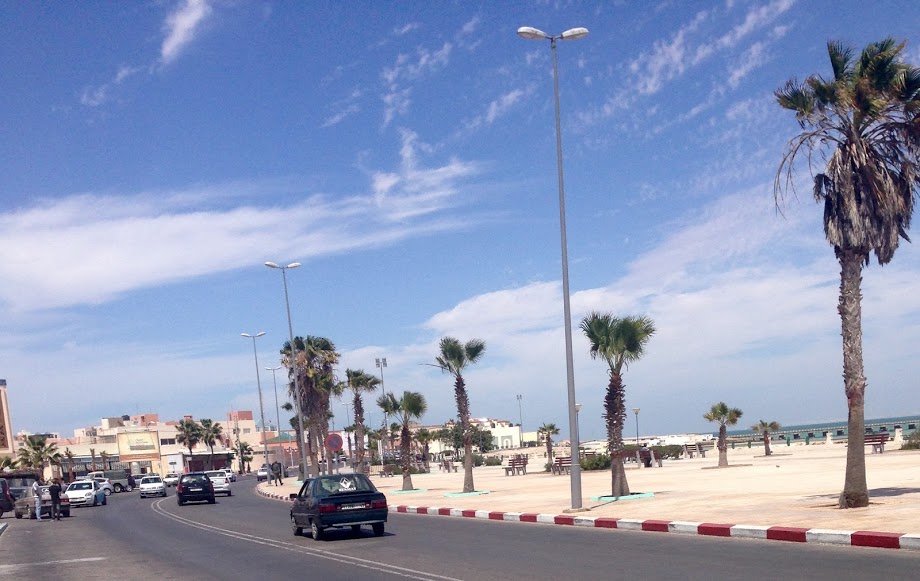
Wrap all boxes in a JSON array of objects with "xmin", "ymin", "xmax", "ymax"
[{"xmin": 260, "ymin": 442, "xmax": 920, "ymax": 534}]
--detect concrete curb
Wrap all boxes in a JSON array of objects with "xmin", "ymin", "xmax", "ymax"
[
  {"xmin": 255, "ymin": 486, "xmax": 914, "ymax": 551},
  {"xmin": 0, "ymin": 522, "xmax": 7, "ymax": 536}
]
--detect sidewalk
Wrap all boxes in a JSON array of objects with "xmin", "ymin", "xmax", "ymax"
[{"xmin": 257, "ymin": 443, "xmax": 920, "ymax": 550}]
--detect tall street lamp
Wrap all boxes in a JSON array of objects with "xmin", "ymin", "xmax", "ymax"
[
  {"xmin": 265, "ymin": 260, "xmax": 309, "ymax": 478},
  {"xmin": 241, "ymin": 332, "xmax": 271, "ymax": 470},
  {"xmin": 375, "ymin": 357, "xmax": 387, "ymax": 461},
  {"xmin": 517, "ymin": 24, "xmax": 589, "ymax": 512},
  {"xmin": 516, "ymin": 394, "xmax": 524, "ymax": 447},
  {"xmin": 633, "ymin": 408, "xmax": 641, "ymax": 446},
  {"xmin": 266, "ymin": 364, "xmax": 283, "ymax": 458}
]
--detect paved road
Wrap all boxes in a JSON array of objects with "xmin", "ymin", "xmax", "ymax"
[{"xmin": 3, "ymin": 478, "xmax": 920, "ymax": 580}]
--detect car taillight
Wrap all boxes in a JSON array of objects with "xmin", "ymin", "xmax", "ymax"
[
  {"xmin": 318, "ymin": 503, "xmax": 337, "ymax": 513},
  {"xmin": 176, "ymin": 484, "xmax": 184, "ymax": 493},
  {"xmin": 370, "ymin": 500, "xmax": 387, "ymax": 509}
]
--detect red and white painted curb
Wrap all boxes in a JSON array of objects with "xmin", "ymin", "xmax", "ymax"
[{"xmin": 256, "ymin": 487, "xmax": 919, "ymax": 551}]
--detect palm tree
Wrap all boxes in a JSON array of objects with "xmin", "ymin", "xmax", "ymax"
[
  {"xmin": 704, "ymin": 403, "xmax": 743, "ymax": 467},
  {"xmin": 1, "ymin": 455, "xmax": 19, "ymax": 470},
  {"xmin": 383, "ymin": 391, "xmax": 428, "ymax": 490},
  {"xmin": 752, "ymin": 420, "xmax": 781, "ymax": 457},
  {"xmin": 176, "ymin": 418, "xmax": 202, "ymax": 471},
  {"xmin": 237, "ymin": 441, "xmax": 254, "ymax": 473},
  {"xmin": 538, "ymin": 423, "xmax": 560, "ymax": 463},
  {"xmin": 415, "ymin": 428, "xmax": 433, "ymax": 472},
  {"xmin": 89, "ymin": 448, "xmax": 97, "ymax": 472},
  {"xmin": 341, "ymin": 369, "xmax": 381, "ymax": 470},
  {"xmin": 435, "ymin": 336, "xmax": 486, "ymax": 493},
  {"xmin": 100, "ymin": 451, "xmax": 109, "ymax": 470},
  {"xmin": 63, "ymin": 448, "xmax": 76, "ymax": 482},
  {"xmin": 775, "ymin": 39, "xmax": 920, "ymax": 508},
  {"xmin": 17, "ymin": 435, "xmax": 60, "ymax": 475},
  {"xmin": 580, "ymin": 312, "xmax": 656, "ymax": 498},
  {"xmin": 199, "ymin": 419, "xmax": 223, "ymax": 470}
]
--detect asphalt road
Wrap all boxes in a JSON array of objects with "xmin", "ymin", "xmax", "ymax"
[{"xmin": 3, "ymin": 477, "xmax": 920, "ymax": 580}]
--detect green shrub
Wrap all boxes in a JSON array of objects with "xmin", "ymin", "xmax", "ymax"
[
  {"xmin": 902, "ymin": 430, "xmax": 920, "ymax": 450},
  {"xmin": 483, "ymin": 456, "xmax": 504, "ymax": 466},
  {"xmin": 581, "ymin": 454, "xmax": 611, "ymax": 471}
]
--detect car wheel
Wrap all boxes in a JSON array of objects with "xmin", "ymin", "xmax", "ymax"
[
  {"xmin": 114, "ymin": 484, "xmax": 123, "ymax": 493},
  {"xmin": 103, "ymin": 488, "xmax": 111, "ymax": 496},
  {"xmin": 177, "ymin": 498, "xmax": 185, "ymax": 506},
  {"xmin": 310, "ymin": 519, "xmax": 324, "ymax": 541},
  {"xmin": 226, "ymin": 490, "xmax": 232, "ymax": 497},
  {"xmin": 14, "ymin": 510, "xmax": 23, "ymax": 519},
  {"xmin": 372, "ymin": 522, "xmax": 385, "ymax": 537},
  {"xmin": 125, "ymin": 485, "xmax": 133, "ymax": 492},
  {"xmin": 291, "ymin": 515, "xmax": 302, "ymax": 536},
  {"xmin": 208, "ymin": 497, "xmax": 216, "ymax": 504},
  {"xmin": 62, "ymin": 511, "xmax": 70, "ymax": 518},
  {"xmin": 351, "ymin": 524, "xmax": 361, "ymax": 533},
  {"xmin": 92, "ymin": 496, "xmax": 98, "ymax": 507}
]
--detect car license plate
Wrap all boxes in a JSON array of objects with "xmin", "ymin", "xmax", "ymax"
[
  {"xmin": 340, "ymin": 503, "xmax": 365, "ymax": 510},
  {"xmin": 189, "ymin": 487, "xmax": 202, "ymax": 492}
]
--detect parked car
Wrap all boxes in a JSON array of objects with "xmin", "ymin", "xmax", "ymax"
[
  {"xmin": 205, "ymin": 471, "xmax": 232, "ymax": 496},
  {"xmin": 0, "ymin": 478, "xmax": 14, "ymax": 517},
  {"xmin": 13, "ymin": 485, "xmax": 71, "ymax": 519},
  {"xmin": 176, "ymin": 472, "xmax": 215, "ymax": 506},
  {"xmin": 85, "ymin": 470, "xmax": 133, "ymax": 492},
  {"xmin": 1, "ymin": 470, "xmax": 41, "ymax": 501},
  {"xmin": 138, "ymin": 476, "xmax": 167, "ymax": 498},
  {"xmin": 163, "ymin": 473, "xmax": 180, "ymax": 487},
  {"xmin": 64, "ymin": 480, "xmax": 107, "ymax": 507},
  {"xmin": 256, "ymin": 465, "xmax": 270, "ymax": 481},
  {"xmin": 222, "ymin": 468, "xmax": 237, "ymax": 482},
  {"xmin": 289, "ymin": 473, "xmax": 387, "ymax": 540},
  {"xmin": 88, "ymin": 478, "xmax": 114, "ymax": 496}
]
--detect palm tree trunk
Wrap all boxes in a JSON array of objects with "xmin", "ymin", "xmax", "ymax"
[
  {"xmin": 354, "ymin": 394, "xmax": 366, "ymax": 467},
  {"xmin": 838, "ymin": 251, "xmax": 869, "ymax": 508},
  {"xmin": 454, "ymin": 376, "xmax": 475, "ymax": 493},
  {"xmin": 401, "ymin": 424, "xmax": 414, "ymax": 491},
  {"xmin": 763, "ymin": 431, "xmax": 772, "ymax": 456},
  {"xmin": 718, "ymin": 425, "xmax": 728, "ymax": 467},
  {"xmin": 606, "ymin": 373, "xmax": 630, "ymax": 497}
]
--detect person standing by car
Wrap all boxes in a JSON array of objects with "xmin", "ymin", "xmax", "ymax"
[
  {"xmin": 127, "ymin": 473, "xmax": 136, "ymax": 491},
  {"xmin": 31, "ymin": 478, "xmax": 43, "ymax": 520},
  {"xmin": 271, "ymin": 460, "xmax": 283, "ymax": 486},
  {"xmin": 48, "ymin": 478, "xmax": 63, "ymax": 520}
]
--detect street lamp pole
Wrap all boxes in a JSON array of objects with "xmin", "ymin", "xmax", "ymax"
[
  {"xmin": 516, "ymin": 394, "xmax": 524, "ymax": 447},
  {"xmin": 241, "ymin": 332, "xmax": 271, "ymax": 470},
  {"xmin": 267, "ymin": 364, "xmax": 283, "ymax": 459},
  {"xmin": 517, "ymin": 24, "xmax": 589, "ymax": 512},
  {"xmin": 633, "ymin": 408, "xmax": 641, "ymax": 446},
  {"xmin": 265, "ymin": 261, "xmax": 309, "ymax": 478},
  {"xmin": 375, "ymin": 357, "xmax": 387, "ymax": 462}
]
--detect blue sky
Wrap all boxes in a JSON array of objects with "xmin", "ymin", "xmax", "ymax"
[{"xmin": 3, "ymin": 1, "xmax": 920, "ymax": 442}]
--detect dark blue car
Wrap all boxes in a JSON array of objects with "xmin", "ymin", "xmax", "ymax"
[{"xmin": 290, "ymin": 473, "xmax": 387, "ymax": 540}]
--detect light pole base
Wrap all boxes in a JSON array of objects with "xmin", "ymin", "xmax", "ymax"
[{"xmin": 563, "ymin": 506, "xmax": 591, "ymax": 514}]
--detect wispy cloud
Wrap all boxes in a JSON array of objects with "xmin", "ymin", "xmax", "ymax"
[
  {"xmin": 394, "ymin": 23, "xmax": 419, "ymax": 36},
  {"xmin": 380, "ymin": 42, "xmax": 452, "ymax": 126},
  {"xmin": 0, "ymin": 133, "xmax": 482, "ymax": 312},
  {"xmin": 728, "ymin": 41, "xmax": 768, "ymax": 88},
  {"xmin": 161, "ymin": 0, "xmax": 212, "ymax": 65},
  {"xmin": 80, "ymin": 65, "xmax": 145, "ymax": 107},
  {"xmin": 456, "ymin": 89, "xmax": 528, "ymax": 136},
  {"xmin": 321, "ymin": 88, "xmax": 363, "ymax": 127}
]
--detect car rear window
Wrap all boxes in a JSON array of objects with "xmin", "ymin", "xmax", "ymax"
[
  {"xmin": 182, "ymin": 475, "xmax": 209, "ymax": 485},
  {"xmin": 69, "ymin": 482, "xmax": 92, "ymax": 491},
  {"xmin": 141, "ymin": 477, "xmax": 162, "ymax": 484},
  {"xmin": 313, "ymin": 475, "xmax": 376, "ymax": 496}
]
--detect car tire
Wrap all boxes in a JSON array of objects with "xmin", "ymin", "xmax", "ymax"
[
  {"xmin": 310, "ymin": 519, "xmax": 324, "ymax": 541},
  {"xmin": 226, "ymin": 490, "xmax": 232, "ymax": 497},
  {"xmin": 92, "ymin": 496, "xmax": 98, "ymax": 507},
  {"xmin": 103, "ymin": 489, "xmax": 111, "ymax": 496},
  {"xmin": 291, "ymin": 515, "xmax": 302, "ymax": 536},
  {"xmin": 114, "ymin": 484, "xmax": 123, "ymax": 493},
  {"xmin": 208, "ymin": 497, "xmax": 216, "ymax": 504},
  {"xmin": 62, "ymin": 510, "xmax": 70, "ymax": 518},
  {"xmin": 14, "ymin": 511, "xmax": 23, "ymax": 519},
  {"xmin": 351, "ymin": 524, "xmax": 361, "ymax": 533},
  {"xmin": 372, "ymin": 522, "xmax": 385, "ymax": 537},
  {"xmin": 125, "ymin": 485, "xmax": 133, "ymax": 492},
  {"xmin": 177, "ymin": 498, "xmax": 185, "ymax": 506}
]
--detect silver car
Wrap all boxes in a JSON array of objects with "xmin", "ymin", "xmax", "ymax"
[
  {"xmin": 205, "ymin": 470, "xmax": 232, "ymax": 496},
  {"xmin": 138, "ymin": 476, "xmax": 167, "ymax": 498}
]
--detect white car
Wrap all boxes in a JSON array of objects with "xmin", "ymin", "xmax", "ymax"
[
  {"xmin": 138, "ymin": 476, "xmax": 167, "ymax": 498},
  {"xmin": 205, "ymin": 470, "xmax": 232, "ymax": 496},
  {"xmin": 64, "ymin": 480, "xmax": 107, "ymax": 507},
  {"xmin": 222, "ymin": 468, "xmax": 237, "ymax": 482},
  {"xmin": 256, "ymin": 466, "xmax": 269, "ymax": 481},
  {"xmin": 163, "ymin": 473, "xmax": 180, "ymax": 487}
]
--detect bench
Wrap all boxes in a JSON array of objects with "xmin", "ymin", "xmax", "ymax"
[
  {"xmin": 636, "ymin": 448, "xmax": 663, "ymax": 468},
  {"xmin": 864, "ymin": 433, "xmax": 890, "ymax": 454},
  {"xmin": 551, "ymin": 456, "xmax": 572, "ymax": 475},
  {"xmin": 440, "ymin": 460, "xmax": 458, "ymax": 473},
  {"xmin": 683, "ymin": 443, "xmax": 706, "ymax": 458},
  {"xmin": 503, "ymin": 457, "xmax": 528, "ymax": 476}
]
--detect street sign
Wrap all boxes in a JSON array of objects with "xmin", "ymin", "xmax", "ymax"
[{"xmin": 325, "ymin": 433, "xmax": 343, "ymax": 452}]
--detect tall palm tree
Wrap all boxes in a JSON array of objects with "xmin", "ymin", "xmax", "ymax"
[
  {"xmin": 752, "ymin": 420, "xmax": 781, "ymax": 457},
  {"xmin": 199, "ymin": 419, "xmax": 223, "ymax": 470},
  {"xmin": 384, "ymin": 391, "xmax": 428, "ymax": 491},
  {"xmin": 176, "ymin": 418, "xmax": 202, "ymax": 471},
  {"xmin": 64, "ymin": 448, "xmax": 76, "ymax": 482},
  {"xmin": 415, "ymin": 428, "xmax": 433, "ymax": 472},
  {"xmin": 538, "ymin": 423, "xmax": 560, "ymax": 463},
  {"xmin": 341, "ymin": 369, "xmax": 381, "ymax": 470},
  {"xmin": 580, "ymin": 312, "xmax": 656, "ymax": 498},
  {"xmin": 89, "ymin": 448, "xmax": 97, "ymax": 472},
  {"xmin": 17, "ymin": 435, "xmax": 60, "ymax": 476},
  {"xmin": 435, "ymin": 336, "xmax": 486, "ymax": 493},
  {"xmin": 237, "ymin": 441, "xmax": 254, "ymax": 473},
  {"xmin": 100, "ymin": 451, "xmax": 109, "ymax": 470},
  {"xmin": 1, "ymin": 455, "xmax": 19, "ymax": 470},
  {"xmin": 704, "ymin": 402, "xmax": 743, "ymax": 467},
  {"xmin": 775, "ymin": 39, "xmax": 920, "ymax": 508}
]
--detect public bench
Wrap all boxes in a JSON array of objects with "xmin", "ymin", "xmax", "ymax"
[
  {"xmin": 440, "ymin": 459, "xmax": 458, "ymax": 473},
  {"xmin": 864, "ymin": 433, "xmax": 890, "ymax": 454},
  {"xmin": 683, "ymin": 443, "xmax": 707, "ymax": 458},
  {"xmin": 551, "ymin": 456, "xmax": 572, "ymax": 475},
  {"xmin": 503, "ymin": 457, "xmax": 528, "ymax": 476},
  {"xmin": 636, "ymin": 448, "xmax": 663, "ymax": 468}
]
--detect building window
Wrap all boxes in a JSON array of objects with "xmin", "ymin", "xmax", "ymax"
[
  {"xmin": 160, "ymin": 438, "xmax": 176, "ymax": 445},
  {"xmin": 242, "ymin": 428, "xmax": 251, "ymax": 434}
]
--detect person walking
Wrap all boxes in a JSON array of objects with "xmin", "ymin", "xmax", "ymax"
[
  {"xmin": 31, "ymin": 478, "xmax": 43, "ymax": 521},
  {"xmin": 49, "ymin": 478, "xmax": 63, "ymax": 521},
  {"xmin": 271, "ymin": 460, "xmax": 283, "ymax": 486}
]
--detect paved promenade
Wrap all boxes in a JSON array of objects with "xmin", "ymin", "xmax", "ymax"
[{"xmin": 258, "ymin": 442, "xmax": 920, "ymax": 549}]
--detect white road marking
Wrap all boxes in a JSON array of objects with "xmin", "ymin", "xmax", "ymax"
[{"xmin": 0, "ymin": 557, "xmax": 106, "ymax": 573}]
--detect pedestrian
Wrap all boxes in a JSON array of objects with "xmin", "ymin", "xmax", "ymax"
[
  {"xmin": 127, "ymin": 473, "xmax": 136, "ymax": 491},
  {"xmin": 271, "ymin": 460, "xmax": 283, "ymax": 486},
  {"xmin": 31, "ymin": 478, "xmax": 43, "ymax": 521},
  {"xmin": 49, "ymin": 478, "xmax": 63, "ymax": 521}
]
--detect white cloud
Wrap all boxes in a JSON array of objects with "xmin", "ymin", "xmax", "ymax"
[
  {"xmin": 161, "ymin": 0, "xmax": 212, "ymax": 65},
  {"xmin": 728, "ymin": 41, "xmax": 768, "ymax": 88},
  {"xmin": 380, "ymin": 43, "xmax": 452, "ymax": 125},
  {"xmin": 394, "ymin": 23, "xmax": 419, "ymax": 36},
  {"xmin": 321, "ymin": 88, "xmax": 363, "ymax": 127}
]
